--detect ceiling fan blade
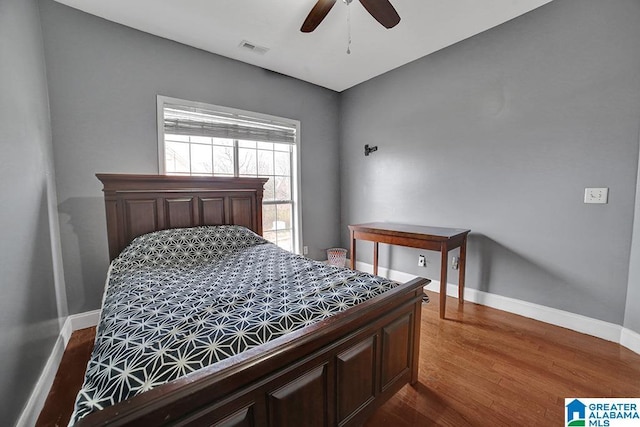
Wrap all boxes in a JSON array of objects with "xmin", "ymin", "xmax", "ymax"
[
  {"xmin": 358, "ymin": 0, "xmax": 401, "ymax": 29},
  {"xmin": 301, "ymin": 0, "xmax": 338, "ymax": 33}
]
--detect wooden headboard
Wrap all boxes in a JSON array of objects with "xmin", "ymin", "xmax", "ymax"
[{"xmin": 97, "ymin": 174, "xmax": 267, "ymax": 261}]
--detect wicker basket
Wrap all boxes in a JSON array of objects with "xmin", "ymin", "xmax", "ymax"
[{"xmin": 326, "ymin": 248, "xmax": 348, "ymax": 268}]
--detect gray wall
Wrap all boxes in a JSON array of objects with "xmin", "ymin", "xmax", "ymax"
[
  {"xmin": 625, "ymin": 146, "xmax": 640, "ymax": 333},
  {"xmin": 39, "ymin": 0, "xmax": 341, "ymax": 314},
  {"xmin": 0, "ymin": 0, "xmax": 62, "ymax": 423},
  {"xmin": 340, "ymin": 0, "xmax": 640, "ymax": 326}
]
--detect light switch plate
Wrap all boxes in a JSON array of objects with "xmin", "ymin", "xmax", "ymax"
[{"xmin": 584, "ymin": 187, "xmax": 608, "ymax": 204}]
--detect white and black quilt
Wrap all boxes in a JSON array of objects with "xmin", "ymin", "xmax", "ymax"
[{"xmin": 70, "ymin": 225, "xmax": 398, "ymax": 424}]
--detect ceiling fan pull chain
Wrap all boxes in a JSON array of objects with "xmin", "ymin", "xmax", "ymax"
[{"xmin": 346, "ymin": 0, "xmax": 352, "ymax": 54}]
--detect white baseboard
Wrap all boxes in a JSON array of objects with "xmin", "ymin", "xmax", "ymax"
[
  {"xmin": 355, "ymin": 261, "xmax": 639, "ymax": 354},
  {"xmin": 15, "ymin": 333, "xmax": 66, "ymax": 427},
  {"xmin": 70, "ymin": 309, "xmax": 101, "ymax": 332},
  {"xmin": 17, "ymin": 309, "xmax": 101, "ymax": 427},
  {"xmin": 621, "ymin": 327, "xmax": 640, "ymax": 355}
]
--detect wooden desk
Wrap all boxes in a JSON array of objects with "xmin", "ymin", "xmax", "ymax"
[{"xmin": 349, "ymin": 222, "xmax": 470, "ymax": 319}]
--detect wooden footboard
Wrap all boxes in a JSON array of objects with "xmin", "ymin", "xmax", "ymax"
[{"xmin": 77, "ymin": 277, "xmax": 427, "ymax": 426}]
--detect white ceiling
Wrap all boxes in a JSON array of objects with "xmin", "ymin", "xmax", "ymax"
[{"xmin": 53, "ymin": 0, "xmax": 553, "ymax": 92}]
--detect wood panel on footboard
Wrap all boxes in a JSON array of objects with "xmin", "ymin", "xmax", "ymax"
[{"xmin": 77, "ymin": 277, "xmax": 427, "ymax": 427}]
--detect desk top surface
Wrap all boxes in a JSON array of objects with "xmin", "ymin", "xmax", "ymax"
[{"xmin": 348, "ymin": 222, "xmax": 470, "ymax": 240}]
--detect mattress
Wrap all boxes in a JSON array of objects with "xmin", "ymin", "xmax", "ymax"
[{"xmin": 69, "ymin": 225, "xmax": 398, "ymax": 424}]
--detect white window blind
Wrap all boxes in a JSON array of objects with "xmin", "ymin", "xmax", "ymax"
[{"xmin": 163, "ymin": 104, "xmax": 296, "ymax": 145}]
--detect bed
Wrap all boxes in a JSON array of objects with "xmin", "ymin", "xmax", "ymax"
[{"xmin": 72, "ymin": 173, "xmax": 428, "ymax": 426}]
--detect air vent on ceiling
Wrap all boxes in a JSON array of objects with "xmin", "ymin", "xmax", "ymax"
[{"xmin": 239, "ymin": 40, "xmax": 269, "ymax": 55}]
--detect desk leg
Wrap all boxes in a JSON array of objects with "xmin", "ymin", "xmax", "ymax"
[
  {"xmin": 373, "ymin": 242, "xmax": 379, "ymax": 276},
  {"xmin": 458, "ymin": 237, "xmax": 467, "ymax": 304},
  {"xmin": 350, "ymin": 231, "xmax": 356, "ymax": 270},
  {"xmin": 439, "ymin": 244, "xmax": 448, "ymax": 319}
]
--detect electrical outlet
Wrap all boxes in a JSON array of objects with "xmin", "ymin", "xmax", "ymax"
[
  {"xmin": 451, "ymin": 256, "xmax": 459, "ymax": 270},
  {"xmin": 584, "ymin": 187, "xmax": 608, "ymax": 204},
  {"xmin": 303, "ymin": 246, "xmax": 309, "ymax": 255},
  {"xmin": 418, "ymin": 255, "xmax": 426, "ymax": 267}
]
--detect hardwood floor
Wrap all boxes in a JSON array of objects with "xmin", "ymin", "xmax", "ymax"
[
  {"xmin": 36, "ymin": 327, "xmax": 95, "ymax": 427},
  {"xmin": 37, "ymin": 291, "xmax": 640, "ymax": 426},
  {"xmin": 365, "ymin": 292, "xmax": 640, "ymax": 426}
]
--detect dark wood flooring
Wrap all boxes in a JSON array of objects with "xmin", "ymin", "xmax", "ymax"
[{"xmin": 37, "ymin": 291, "xmax": 640, "ymax": 426}]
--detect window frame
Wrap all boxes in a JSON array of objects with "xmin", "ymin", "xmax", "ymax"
[{"xmin": 157, "ymin": 95, "xmax": 303, "ymax": 255}]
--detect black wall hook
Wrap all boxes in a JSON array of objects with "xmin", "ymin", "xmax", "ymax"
[{"xmin": 364, "ymin": 144, "xmax": 378, "ymax": 156}]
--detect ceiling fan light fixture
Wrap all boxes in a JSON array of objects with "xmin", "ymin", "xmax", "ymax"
[{"xmin": 300, "ymin": 0, "xmax": 400, "ymax": 33}]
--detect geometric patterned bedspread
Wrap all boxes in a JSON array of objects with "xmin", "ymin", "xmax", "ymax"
[{"xmin": 69, "ymin": 225, "xmax": 398, "ymax": 425}]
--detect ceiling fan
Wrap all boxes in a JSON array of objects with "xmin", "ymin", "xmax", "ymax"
[{"xmin": 300, "ymin": 0, "xmax": 401, "ymax": 33}]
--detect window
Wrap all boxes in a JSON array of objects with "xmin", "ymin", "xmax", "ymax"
[{"xmin": 157, "ymin": 96, "xmax": 301, "ymax": 253}]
